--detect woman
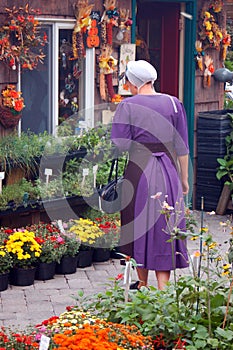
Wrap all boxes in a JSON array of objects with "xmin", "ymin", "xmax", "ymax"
[{"xmin": 111, "ymin": 60, "xmax": 189, "ymax": 290}]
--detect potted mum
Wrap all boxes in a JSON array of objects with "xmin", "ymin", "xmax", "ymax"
[
  {"xmin": 54, "ymin": 220, "xmax": 81, "ymax": 274},
  {"xmin": 0, "ymin": 240, "xmax": 14, "ymax": 291},
  {"xmin": 5, "ymin": 230, "xmax": 41, "ymax": 286},
  {"xmin": 0, "ymin": 85, "xmax": 25, "ymax": 128},
  {"xmin": 35, "ymin": 309, "xmax": 154, "ymax": 349},
  {"xmin": 81, "ymin": 208, "xmax": 121, "ymax": 261},
  {"xmin": 55, "ymin": 232, "xmax": 81, "ymax": 274},
  {"xmin": 30, "ymin": 222, "xmax": 67, "ymax": 280},
  {"xmin": 92, "ymin": 216, "xmax": 120, "ymax": 262},
  {"xmin": 68, "ymin": 218, "xmax": 106, "ymax": 267}
]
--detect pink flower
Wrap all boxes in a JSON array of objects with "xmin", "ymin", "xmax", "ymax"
[{"xmin": 151, "ymin": 192, "xmax": 162, "ymax": 199}]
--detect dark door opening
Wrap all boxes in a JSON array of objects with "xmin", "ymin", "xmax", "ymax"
[{"xmin": 136, "ymin": 1, "xmax": 180, "ymax": 97}]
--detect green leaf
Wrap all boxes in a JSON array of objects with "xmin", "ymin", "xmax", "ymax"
[
  {"xmin": 217, "ymin": 158, "xmax": 227, "ymax": 166},
  {"xmin": 215, "ymin": 327, "xmax": 233, "ymax": 340}
]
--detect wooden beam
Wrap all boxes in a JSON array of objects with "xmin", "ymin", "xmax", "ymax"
[{"xmin": 216, "ymin": 184, "xmax": 232, "ymax": 215}]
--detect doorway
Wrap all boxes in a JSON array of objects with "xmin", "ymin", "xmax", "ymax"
[{"xmin": 136, "ymin": 1, "xmax": 180, "ymax": 97}]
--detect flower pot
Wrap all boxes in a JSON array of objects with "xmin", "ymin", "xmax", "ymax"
[
  {"xmin": 0, "ymin": 272, "xmax": 9, "ymax": 292},
  {"xmin": 77, "ymin": 250, "xmax": 93, "ymax": 268},
  {"xmin": 35, "ymin": 261, "xmax": 56, "ymax": 280},
  {"xmin": 110, "ymin": 246, "xmax": 121, "ymax": 259},
  {"xmin": 55, "ymin": 255, "xmax": 78, "ymax": 274},
  {"xmin": 9, "ymin": 266, "xmax": 36, "ymax": 286},
  {"xmin": 93, "ymin": 248, "xmax": 111, "ymax": 262}
]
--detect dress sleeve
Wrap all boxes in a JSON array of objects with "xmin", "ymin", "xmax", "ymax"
[
  {"xmin": 111, "ymin": 101, "xmax": 132, "ymax": 152},
  {"xmin": 172, "ymin": 98, "xmax": 189, "ymax": 156}
]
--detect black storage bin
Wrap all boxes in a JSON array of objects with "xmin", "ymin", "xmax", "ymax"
[
  {"xmin": 196, "ymin": 185, "xmax": 223, "ymax": 212},
  {"xmin": 196, "ymin": 110, "xmax": 232, "ymax": 211}
]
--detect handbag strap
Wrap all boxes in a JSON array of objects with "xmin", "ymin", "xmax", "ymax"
[
  {"xmin": 107, "ymin": 158, "xmax": 118, "ymax": 183},
  {"xmin": 107, "ymin": 156, "xmax": 128, "ymax": 183}
]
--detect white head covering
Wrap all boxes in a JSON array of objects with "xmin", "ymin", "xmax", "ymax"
[{"xmin": 125, "ymin": 60, "xmax": 157, "ymax": 89}]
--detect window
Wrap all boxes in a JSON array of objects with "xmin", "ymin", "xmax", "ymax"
[
  {"xmin": 21, "ymin": 20, "xmax": 94, "ymax": 135},
  {"xmin": 21, "ymin": 25, "xmax": 51, "ymax": 134}
]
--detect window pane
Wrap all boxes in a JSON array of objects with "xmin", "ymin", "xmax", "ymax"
[
  {"xmin": 21, "ymin": 25, "xmax": 51, "ymax": 133},
  {"xmin": 59, "ymin": 29, "xmax": 83, "ymax": 126}
]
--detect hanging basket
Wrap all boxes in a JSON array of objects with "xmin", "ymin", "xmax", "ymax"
[{"xmin": 0, "ymin": 105, "xmax": 21, "ymax": 129}]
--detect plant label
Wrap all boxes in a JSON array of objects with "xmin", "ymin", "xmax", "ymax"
[
  {"xmin": 93, "ymin": 165, "xmax": 98, "ymax": 187},
  {"xmin": 83, "ymin": 168, "xmax": 89, "ymax": 176},
  {"xmin": 39, "ymin": 334, "xmax": 50, "ymax": 350},
  {"xmin": 57, "ymin": 219, "xmax": 65, "ymax": 233},
  {"xmin": 81, "ymin": 168, "xmax": 89, "ymax": 188},
  {"xmin": 93, "ymin": 164, "xmax": 98, "ymax": 174},
  {"xmin": 44, "ymin": 168, "xmax": 53, "ymax": 176}
]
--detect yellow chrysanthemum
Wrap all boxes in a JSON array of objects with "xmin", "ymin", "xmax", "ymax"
[
  {"xmin": 205, "ymin": 21, "xmax": 212, "ymax": 31},
  {"xmin": 204, "ymin": 11, "xmax": 211, "ymax": 18}
]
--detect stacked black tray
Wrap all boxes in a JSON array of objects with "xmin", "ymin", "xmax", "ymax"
[{"xmin": 196, "ymin": 109, "xmax": 232, "ymax": 211}]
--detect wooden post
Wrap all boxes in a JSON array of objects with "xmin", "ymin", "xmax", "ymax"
[{"xmin": 216, "ymin": 184, "xmax": 232, "ymax": 215}]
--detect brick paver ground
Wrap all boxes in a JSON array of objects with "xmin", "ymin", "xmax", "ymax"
[{"xmin": 0, "ymin": 210, "xmax": 232, "ymax": 330}]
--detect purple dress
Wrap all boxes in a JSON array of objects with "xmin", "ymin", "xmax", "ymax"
[{"xmin": 111, "ymin": 93, "xmax": 189, "ymax": 271}]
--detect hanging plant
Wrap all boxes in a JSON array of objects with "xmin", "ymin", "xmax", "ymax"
[
  {"xmin": 0, "ymin": 4, "xmax": 48, "ymax": 70},
  {"xmin": 0, "ymin": 85, "xmax": 25, "ymax": 128}
]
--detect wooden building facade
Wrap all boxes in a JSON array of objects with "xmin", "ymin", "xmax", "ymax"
[{"xmin": 0, "ymin": 0, "xmax": 230, "ymax": 209}]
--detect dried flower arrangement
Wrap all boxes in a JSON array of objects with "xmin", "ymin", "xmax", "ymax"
[{"xmin": 0, "ymin": 4, "xmax": 47, "ymax": 70}]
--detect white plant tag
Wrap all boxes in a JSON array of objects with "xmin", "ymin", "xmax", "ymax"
[
  {"xmin": 57, "ymin": 219, "xmax": 65, "ymax": 233},
  {"xmin": 81, "ymin": 168, "xmax": 89, "ymax": 188},
  {"xmin": 39, "ymin": 334, "xmax": 50, "ymax": 350},
  {"xmin": 93, "ymin": 165, "xmax": 98, "ymax": 174},
  {"xmin": 83, "ymin": 168, "xmax": 89, "ymax": 176},
  {"xmin": 44, "ymin": 168, "xmax": 53, "ymax": 184},
  {"xmin": 0, "ymin": 172, "xmax": 5, "ymax": 194},
  {"xmin": 93, "ymin": 165, "xmax": 98, "ymax": 187},
  {"xmin": 44, "ymin": 168, "xmax": 53, "ymax": 176},
  {"xmin": 123, "ymin": 261, "xmax": 132, "ymax": 285}
]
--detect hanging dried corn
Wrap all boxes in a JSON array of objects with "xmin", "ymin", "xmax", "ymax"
[
  {"xmin": 102, "ymin": 0, "xmax": 119, "ymax": 45},
  {"xmin": 72, "ymin": 0, "xmax": 94, "ymax": 59},
  {"xmin": 99, "ymin": 45, "xmax": 119, "ymax": 101}
]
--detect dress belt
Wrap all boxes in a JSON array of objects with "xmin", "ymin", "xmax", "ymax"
[{"xmin": 129, "ymin": 142, "xmax": 177, "ymax": 168}]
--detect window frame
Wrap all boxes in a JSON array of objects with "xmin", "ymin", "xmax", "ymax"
[{"xmin": 32, "ymin": 18, "xmax": 95, "ymax": 134}]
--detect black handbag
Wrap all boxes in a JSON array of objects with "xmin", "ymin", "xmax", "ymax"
[{"xmin": 98, "ymin": 158, "xmax": 124, "ymax": 214}]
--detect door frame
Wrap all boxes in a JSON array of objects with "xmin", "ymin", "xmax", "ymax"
[{"xmin": 132, "ymin": 0, "xmax": 197, "ymax": 160}]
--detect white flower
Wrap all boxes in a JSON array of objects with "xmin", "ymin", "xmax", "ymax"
[
  {"xmin": 150, "ymin": 192, "xmax": 162, "ymax": 199},
  {"xmin": 162, "ymin": 201, "xmax": 174, "ymax": 210}
]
